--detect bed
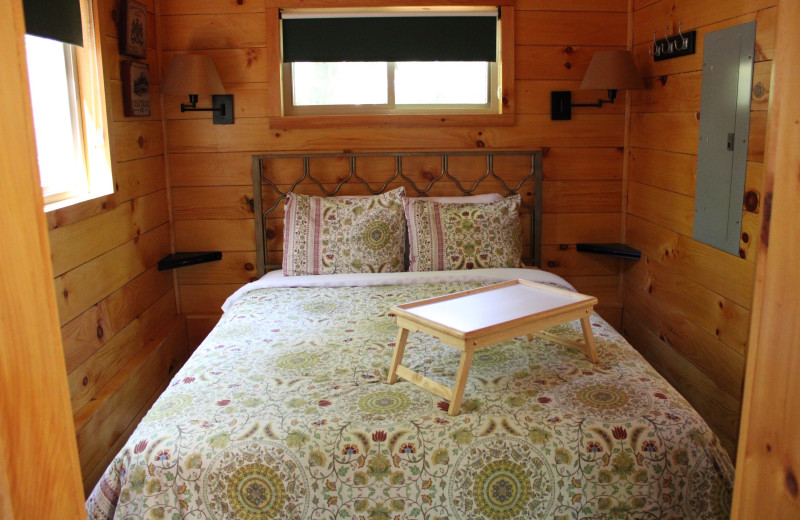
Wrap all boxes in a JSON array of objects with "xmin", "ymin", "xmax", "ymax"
[{"xmin": 86, "ymin": 151, "xmax": 733, "ymax": 519}]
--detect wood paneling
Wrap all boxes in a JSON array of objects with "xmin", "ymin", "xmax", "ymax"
[
  {"xmin": 161, "ymin": 0, "xmax": 267, "ymax": 15},
  {"xmin": 0, "ymin": 0, "xmax": 86, "ymax": 515},
  {"xmin": 180, "ymin": 283, "xmax": 243, "ymax": 314},
  {"xmin": 627, "ymin": 181, "xmax": 694, "ymax": 237},
  {"xmin": 732, "ymin": 1, "xmax": 800, "ymax": 514},
  {"xmin": 516, "ymin": 44, "xmax": 625, "ymax": 80},
  {"xmin": 515, "ymin": 11, "xmax": 626, "ymax": 46},
  {"xmin": 61, "ymin": 267, "xmax": 173, "ymax": 373},
  {"xmin": 540, "ymin": 245, "xmax": 622, "ymax": 277},
  {"xmin": 114, "ymin": 156, "xmax": 167, "ymax": 202},
  {"xmin": 177, "ymin": 251, "xmax": 258, "ymax": 285},
  {"xmin": 166, "ymin": 115, "xmax": 624, "ymax": 153},
  {"xmin": 161, "ymin": 13, "xmax": 267, "ymax": 50},
  {"xmin": 622, "ymin": 282, "xmax": 745, "ymax": 398},
  {"xmin": 517, "ymin": 0, "xmax": 627, "ymax": 12},
  {"xmin": 627, "ymin": 148, "xmax": 695, "ymax": 196},
  {"xmin": 623, "ymin": 0, "xmax": 776, "ymax": 459},
  {"xmin": 542, "ymin": 180, "xmax": 623, "ymax": 213},
  {"xmin": 50, "ymin": 190, "xmax": 169, "ymax": 276}
]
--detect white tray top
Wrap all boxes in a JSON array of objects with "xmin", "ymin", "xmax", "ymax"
[{"xmin": 400, "ymin": 281, "xmax": 591, "ymax": 334}]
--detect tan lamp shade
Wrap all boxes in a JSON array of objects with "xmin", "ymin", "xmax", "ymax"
[
  {"xmin": 579, "ymin": 50, "xmax": 644, "ymax": 91},
  {"xmin": 161, "ymin": 54, "xmax": 225, "ymax": 95}
]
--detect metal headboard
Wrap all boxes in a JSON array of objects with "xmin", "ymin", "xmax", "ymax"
[{"xmin": 252, "ymin": 151, "xmax": 543, "ymax": 276}]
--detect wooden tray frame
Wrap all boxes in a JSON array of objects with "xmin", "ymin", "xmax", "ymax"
[{"xmin": 387, "ymin": 279, "xmax": 598, "ymax": 415}]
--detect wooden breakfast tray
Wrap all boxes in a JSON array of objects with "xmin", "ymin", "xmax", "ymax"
[{"xmin": 386, "ymin": 279, "xmax": 598, "ymax": 415}]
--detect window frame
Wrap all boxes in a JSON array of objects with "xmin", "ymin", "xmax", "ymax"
[
  {"xmin": 27, "ymin": 0, "xmax": 113, "ymax": 212},
  {"xmin": 267, "ymin": 3, "xmax": 515, "ymax": 129}
]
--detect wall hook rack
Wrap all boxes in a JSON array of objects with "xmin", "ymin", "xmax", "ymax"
[{"xmin": 649, "ymin": 21, "xmax": 696, "ymax": 61}]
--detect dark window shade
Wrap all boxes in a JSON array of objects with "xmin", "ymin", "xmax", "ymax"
[
  {"xmin": 282, "ymin": 16, "xmax": 496, "ymax": 62},
  {"xmin": 23, "ymin": 0, "xmax": 83, "ymax": 47}
]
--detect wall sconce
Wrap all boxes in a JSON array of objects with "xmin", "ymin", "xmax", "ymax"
[
  {"xmin": 551, "ymin": 50, "xmax": 643, "ymax": 120},
  {"xmin": 162, "ymin": 54, "xmax": 234, "ymax": 124}
]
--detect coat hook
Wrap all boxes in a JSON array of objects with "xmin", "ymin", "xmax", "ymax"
[
  {"xmin": 676, "ymin": 21, "xmax": 688, "ymax": 50},
  {"xmin": 664, "ymin": 26, "xmax": 675, "ymax": 52},
  {"xmin": 650, "ymin": 20, "xmax": 695, "ymax": 61}
]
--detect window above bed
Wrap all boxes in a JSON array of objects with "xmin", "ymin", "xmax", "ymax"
[{"xmin": 271, "ymin": 5, "xmax": 515, "ymax": 128}]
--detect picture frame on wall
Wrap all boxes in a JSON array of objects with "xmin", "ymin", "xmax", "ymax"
[
  {"xmin": 119, "ymin": 0, "xmax": 147, "ymax": 58},
  {"xmin": 121, "ymin": 61, "xmax": 151, "ymax": 116}
]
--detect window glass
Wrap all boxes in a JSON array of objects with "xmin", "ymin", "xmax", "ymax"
[
  {"xmin": 394, "ymin": 61, "xmax": 488, "ymax": 105},
  {"xmin": 292, "ymin": 62, "xmax": 388, "ymax": 106},
  {"xmin": 25, "ymin": 34, "xmax": 87, "ymax": 201}
]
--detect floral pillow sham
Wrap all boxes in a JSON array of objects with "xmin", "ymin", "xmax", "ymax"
[
  {"xmin": 283, "ymin": 187, "xmax": 406, "ymax": 275},
  {"xmin": 403, "ymin": 195, "xmax": 522, "ymax": 271}
]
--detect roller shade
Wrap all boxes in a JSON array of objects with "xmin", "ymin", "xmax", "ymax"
[
  {"xmin": 23, "ymin": 0, "xmax": 83, "ymax": 46},
  {"xmin": 282, "ymin": 11, "xmax": 497, "ymax": 62}
]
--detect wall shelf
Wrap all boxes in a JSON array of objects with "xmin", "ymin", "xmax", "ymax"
[
  {"xmin": 158, "ymin": 251, "xmax": 222, "ymax": 270},
  {"xmin": 576, "ymin": 243, "xmax": 641, "ymax": 260}
]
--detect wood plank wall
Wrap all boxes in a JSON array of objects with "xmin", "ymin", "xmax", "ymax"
[
  {"xmin": 160, "ymin": 0, "xmax": 630, "ymax": 344},
  {"xmin": 1, "ymin": 0, "xmax": 86, "ymax": 515},
  {"xmin": 623, "ymin": 0, "xmax": 776, "ymax": 459},
  {"xmin": 732, "ymin": 1, "xmax": 800, "ymax": 514},
  {"xmin": 45, "ymin": 0, "xmax": 190, "ymax": 493}
]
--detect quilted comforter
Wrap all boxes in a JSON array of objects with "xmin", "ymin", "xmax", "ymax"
[{"xmin": 87, "ymin": 269, "xmax": 733, "ymax": 520}]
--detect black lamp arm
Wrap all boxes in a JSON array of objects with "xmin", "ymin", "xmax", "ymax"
[
  {"xmin": 176, "ymin": 94, "xmax": 234, "ymax": 124},
  {"xmin": 180, "ymin": 94, "xmax": 226, "ymax": 114},
  {"xmin": 550, "ymin": 89, "xmax": 619, "ymax": 120},
  {"xmin": 569, "ymin": 89, "xmax": 618, "ymax": 108}
]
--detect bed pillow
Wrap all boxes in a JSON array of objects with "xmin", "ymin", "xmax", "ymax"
[
  {"xmin": 283, "ymin": 187, "xmax": 406, "ymax": 275},
  {"xmin": 404, "ymin": 195, "xmax": 522, "ymax": 271}
]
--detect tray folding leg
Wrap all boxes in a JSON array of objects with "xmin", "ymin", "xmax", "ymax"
[
  {"xmin": 387, "ymin": 328, "xmax": 475, "ymax": 416},
  {"xmin": 447, "ymin": 347, "xmax": 475, "ymax": 416},
  {"xmin": 387, "ymin": 327, "xmax": 409, "ymax": 384},
  {"xmin": 527, "ymin": 315, "xmax": 599, "ymax": 364}
]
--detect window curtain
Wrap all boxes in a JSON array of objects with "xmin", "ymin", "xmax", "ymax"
[
  {"xmin": 23, "ymin": 0, "xmax": 83, "ymax": 47},
  {"xmin": 282, "ymin": 10, "xmax": 497, "ymax": 62}
]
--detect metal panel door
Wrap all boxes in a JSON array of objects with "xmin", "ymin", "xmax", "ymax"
[{"xmin": 693, "ymin": 21, "xmax": 756, "ymax": 255}]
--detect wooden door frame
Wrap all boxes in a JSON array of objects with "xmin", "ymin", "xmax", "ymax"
[
  {"xmin": 731, "ymin": 0, "xmax": 800, "ymax": 517},
  {"xmin": 0, "ymin": 0, "xmax": 87, "ymax": 517}
]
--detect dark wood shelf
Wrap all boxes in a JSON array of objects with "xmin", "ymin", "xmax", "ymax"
[
  {"xmin": 576, "ymin": 243, "xmax": 641, "ymax": 260},
  {"xmin": 158, "ymin": 251, "xmax": 222, "ymax": 271}
]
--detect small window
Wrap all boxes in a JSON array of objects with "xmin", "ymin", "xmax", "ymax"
[
  {"xmin": 25, "ymin": 35, "xmax": 88, "ymax": 203},
  {"xmin": 281, "ymin": 8, "xmax": 500, "ymax": 117},
  {"xmin": 23, "ymin": 0, "xmax": 112, "ymax": 209}
]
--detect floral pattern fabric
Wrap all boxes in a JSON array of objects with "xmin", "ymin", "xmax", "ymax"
[
  {"xmin": 404, "ymin": 196, "xmax": 522, "ymax": 271},
  {"xmin": 87, "ymin": 281, "xmax": 733, "ymax": 520},
  {"xmin": 283, "ymin": 187, "xmax": 406, "ymax": 275}
]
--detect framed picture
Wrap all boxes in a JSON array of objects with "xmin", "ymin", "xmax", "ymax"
[
  {"xmin": 121, "ymin": 61, "xmax": 151, "ymax": 116},
  {"xmin": 119, "ymin": 0, "xmax": 147, "ymax": 58}
]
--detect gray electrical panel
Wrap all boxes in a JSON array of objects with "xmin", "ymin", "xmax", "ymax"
[{"xmin": 693, "ymin": 21, "xmax": 756, "ymax": 255}]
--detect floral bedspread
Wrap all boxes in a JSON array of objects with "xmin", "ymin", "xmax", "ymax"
[{"xmin": 87, "ymin": 278, "xmax": 733, "ymax": 520}]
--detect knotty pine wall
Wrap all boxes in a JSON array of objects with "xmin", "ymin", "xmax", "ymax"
[
  {"xmin": 622, "ymin": 0, "xmax": 775, "ymax": 458},
  {"xmin": 160, "ymin": 0, "xmax": 630, "ymax": 345},
  {"xmin": 45, "ymin": 0, "xmax": 190, "ymax": 493}
]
